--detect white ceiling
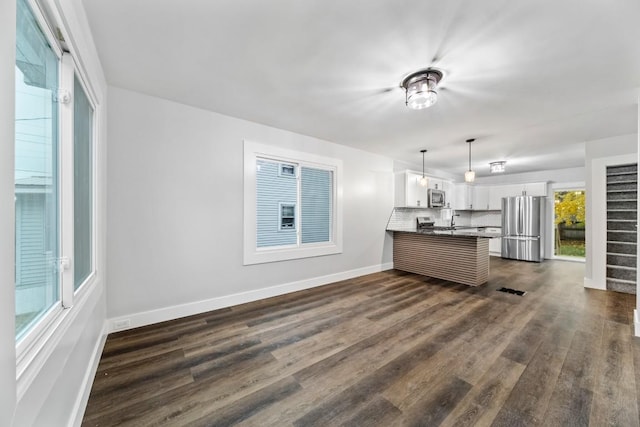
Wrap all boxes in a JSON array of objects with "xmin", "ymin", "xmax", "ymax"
[{"xmin": 82, "ymin": 0, "xmax": 640, "ymax": 178}]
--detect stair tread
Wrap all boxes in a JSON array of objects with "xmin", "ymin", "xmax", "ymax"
[
  {"xmin": 606, "ymin": 278, "xmax": 637, "ymax": 284},
  {"xmin": 606, "ymin": 264, "xmax": 637, "ymax": 270},
  {"xmin": 607, "ymin": 172, "xmax": 638, "ymax": 176}
]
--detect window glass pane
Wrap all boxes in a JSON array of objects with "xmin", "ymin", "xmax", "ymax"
[
  {"xmin": 15, "ymin": 0, "xmax": 60, "ymax": 339},
  {"xmin": 256, "ymin": 159, "xmax": 297, "ymax": 247},
  {"xmin": 280, "ymin": 203, "xmax": 296, "ymax": 230},
  {"xmin": 301, "ymin": 167, "xmax": 332, "ymax": 244},
  {"xmin": 74, "ymin": 75, "xmax": 93, "ymax": 289}
]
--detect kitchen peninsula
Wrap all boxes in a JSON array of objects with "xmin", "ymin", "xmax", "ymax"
[{"xmin": 386, "ymin": 209, "xmax": 500, "ymax": 286}]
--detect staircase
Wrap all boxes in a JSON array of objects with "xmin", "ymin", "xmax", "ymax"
[{"xmin": 606, "ymin": 163, "xmax": 637, "ymax": 294}]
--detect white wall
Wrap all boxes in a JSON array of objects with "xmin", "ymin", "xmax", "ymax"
[
  {"xmin": 2, "ymin": 0, "xmax": 109, "ymax": 425},
  {"xmin": 584, "ymin": 133, "xmax": 637, "ymax": 289},
  {"xmin": 106, "ymin": 86, "xmax": 394, "ymax": 327},
  {"xmin": 1, "ymin": 0, "xmax": 17, "ymax": 423}
]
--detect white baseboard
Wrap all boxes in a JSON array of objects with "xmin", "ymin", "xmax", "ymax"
[
  {"xmin": 108, "ymin": 262, "xmax": 394, "ymax": 333},
  {"xmin": 635, "ymin": 310, "xmax": 640, "ymax": 338},
  {"xmin": 583, "ymin": 277, "xmax": 605, "ymax": 290},
  {"xmin": 70, "ymin": 321, "xmax": 108, "ymax": 427}
]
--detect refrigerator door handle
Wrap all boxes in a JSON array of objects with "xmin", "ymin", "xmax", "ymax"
[{"xmin": 518, "ymin": 197, "xmax": 523, "ymax": 235}]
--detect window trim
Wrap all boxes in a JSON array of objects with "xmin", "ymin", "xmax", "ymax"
[
  {"xmin": 244, "ymin": 140, "xmax": 343, "ymax": 265},
  {"xmin": 15, "ymin": 0, "xmax": 100, "ymax": 398},
  {"xmin": 15, "ymin": 0, "xmax": 65, "ymax": 353}
]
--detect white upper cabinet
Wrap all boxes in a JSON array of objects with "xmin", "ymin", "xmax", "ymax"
[
  {"xmin": 473, "ymin": 186, "xmax": 490, "ymax": 211},
  {"xmin": 395, "ymin": 171, "xmax": 428, "ymax": 207},
  {"xmin": 395, "ymin": 171, "xmax": 546, "ymax": 210},
  {"xmin": 453, "ymin": 182, "xmax": 548, "ymax": 211},
  {"xmin": 453, "ymin": 183, "xmax": 471, "ymax": 210},
  {"xmin": 522, "ymin": 182, "xmax": 548, "ymax": 196},
  {"xmin": 454, "ymin": 184, "xmax": 489, "ymax": 210},
  {"xmin": 395, "ymin": 170, "xmax": 453, "ymax": 208},
  {"xmin": 488, "ymin": 185, "xmax": 513, "ymax": 210},
  {"xmin": 489, "ymin": 182, "xmax": 548, "ymax": 208}
]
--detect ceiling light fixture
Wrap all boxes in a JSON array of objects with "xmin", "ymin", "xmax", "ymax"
[
  {"xmin": 464, "ymin": 139, "xmax": 476, "ymax": 183},
  {"xmin": 420, "ymin": 149, "xmax": 428, "ymax": 187},
  {"xmin": 490, "ymin": 161, "xmax": 506, "ymax": 174},
  {"xmin": 401, "ymin": 69, "xmax": 443, "ymax": 110}
]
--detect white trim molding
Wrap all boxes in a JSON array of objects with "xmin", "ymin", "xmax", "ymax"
[
  {"xmin": 243, "ymin": 140, "xmax": 344, "ymax": 265},
  {"xmin": 635, "ymin": 309, "xmax": 640, "ymax": 337},
  {"xmin": 108, "ymin": 262, "xmax": 394, "ymax": 333},
  {"xmin": 583, "ymin": 277, "xmax": 605, "ymax": 290},
  {"xmin": 587, "ymin": 153, "xmax": 637, "ymax": 291},
  {"xmin": 70, "ymin": 321, "xmax": 108, "ymax": 427}
]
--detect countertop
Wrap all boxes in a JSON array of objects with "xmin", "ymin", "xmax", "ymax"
[{"xmin": 386, "ymin": 226, "xmax": 502, "ymax": 239}]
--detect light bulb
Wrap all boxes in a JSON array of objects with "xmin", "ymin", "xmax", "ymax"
[
  {"xmin": 419, "ymin": 176, "xmax": 428, "ymax": 187},
  {"xmin": 464, "ymin": 170, "xmax": 475, "ymax": 183}
]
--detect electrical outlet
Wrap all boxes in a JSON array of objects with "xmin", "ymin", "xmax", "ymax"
[{"xmin": 113, "ymin": 318, "xmax": 131, "ymax": 331}]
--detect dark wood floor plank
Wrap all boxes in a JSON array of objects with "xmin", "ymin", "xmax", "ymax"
[
  {"xmin": 542, "ymin": 326, "xmax": 604, "ymax": 426},
  {"xmin": 589, "ymin": 320, "xmax": 639, "ymax": 426},
  {"xmin": 336, "ymin": 396, "xmax": 403, "ymax": 427},
  {"xmin": 184, "ymin": 376, "xmax": 301, "ymax": 427},
  {"xmin": 491, "ymin": 314, "xmax": 575, "ymax": 425},
  {"xmin": 440, "ymin": 356, "xmax": 526, "ymax": 427},
  {"xmin": 82, "ymin": 259, "xmax": 640, "ymax": 427},
  {"xmin": 400, "ymin": 376, "xmax": 473, "ymax": 427}
]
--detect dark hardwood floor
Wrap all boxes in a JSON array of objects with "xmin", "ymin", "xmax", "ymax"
[{"xmin": 82, "ymin": 258, "xmax": 640, "ymax": 426}]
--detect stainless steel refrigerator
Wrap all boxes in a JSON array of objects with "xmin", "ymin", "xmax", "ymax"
[{"xmin": 501, "ymin": 196, "xmax": 545, "ymax": 262}]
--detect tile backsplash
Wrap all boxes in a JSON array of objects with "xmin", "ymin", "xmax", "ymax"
[{"xmin": 386, "ymin": 207, "xmax": 502, "ymax": 230}]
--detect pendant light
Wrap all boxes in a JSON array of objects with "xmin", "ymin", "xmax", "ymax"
[
  {"xmin": 420, "ymin": 149, "xmax": 428, "ymax": 187},
  {"xmin": 464, "ymin": 139, "xmax": 475, "ymax": 183}
]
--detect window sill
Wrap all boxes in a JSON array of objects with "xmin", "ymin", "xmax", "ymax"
[
  {"xmin": 16, "ymin": 276, "xmax": 101, "ymax": 400},
  {"xmin": 244, "ymin": 241, "xmax": 343, "ymax": 265}
]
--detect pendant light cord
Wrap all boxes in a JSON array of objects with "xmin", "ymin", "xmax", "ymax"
[{"xmin": 466, "ymin": 138, "xmax": 475, "ymax": 171}]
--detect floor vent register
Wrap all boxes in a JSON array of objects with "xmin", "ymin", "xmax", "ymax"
[{"xmin": 496, "ymin": 287, "xmax": 526, "ymax": 296}]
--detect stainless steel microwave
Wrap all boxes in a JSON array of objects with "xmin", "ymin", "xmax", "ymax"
[{"xmin": 428, "ymin": 189, "xmax": 446, "ymax": 208}]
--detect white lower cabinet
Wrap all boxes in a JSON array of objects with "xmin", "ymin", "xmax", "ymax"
[{"xmin": 486, "ymin": 227, "xmax": 502, "ymax": 255}]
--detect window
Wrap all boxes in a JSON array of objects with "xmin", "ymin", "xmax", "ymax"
[
  {"xmin": 244, "ymin": 141, "xmax": 343, "ymax": 265},
  {"xmin": 279, "ymin": 163, "xmax": 296, "ymax": 177},
  {"xmin": 15, "ymin": 0, "xmax": 96, "ymax": 344},
  {"xmin": 280, "ymin": 203, "xmax": 296, "ymax": 230},
  {"xmin": 15, "ymin": 0, "xmax": 61, "ymax": 340},
  {"xmin": 73, "ymin": 74, "xmax": 94, "ymax": 289}
]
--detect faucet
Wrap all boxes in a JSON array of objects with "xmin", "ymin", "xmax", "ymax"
[{"xmin": 451, "ymin": 211, "xmax": 460, "ymax": 228}]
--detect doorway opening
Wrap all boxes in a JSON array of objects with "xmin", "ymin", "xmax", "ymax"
[{"xmin": 554, "ymin": 189, "xmax": 586, "ymax": 259}]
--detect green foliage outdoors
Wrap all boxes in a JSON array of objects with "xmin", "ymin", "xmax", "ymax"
[
  {"xmin": 554, "ymin": 191, "xmax": 585, "ymax": 225},
  {"xmin": 554, "ymin": 240, "xmax": 586, "ymax": 257},
  {"xmin": 554, "ymin": 191, "xmax": 586, "ymax": 258}
]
